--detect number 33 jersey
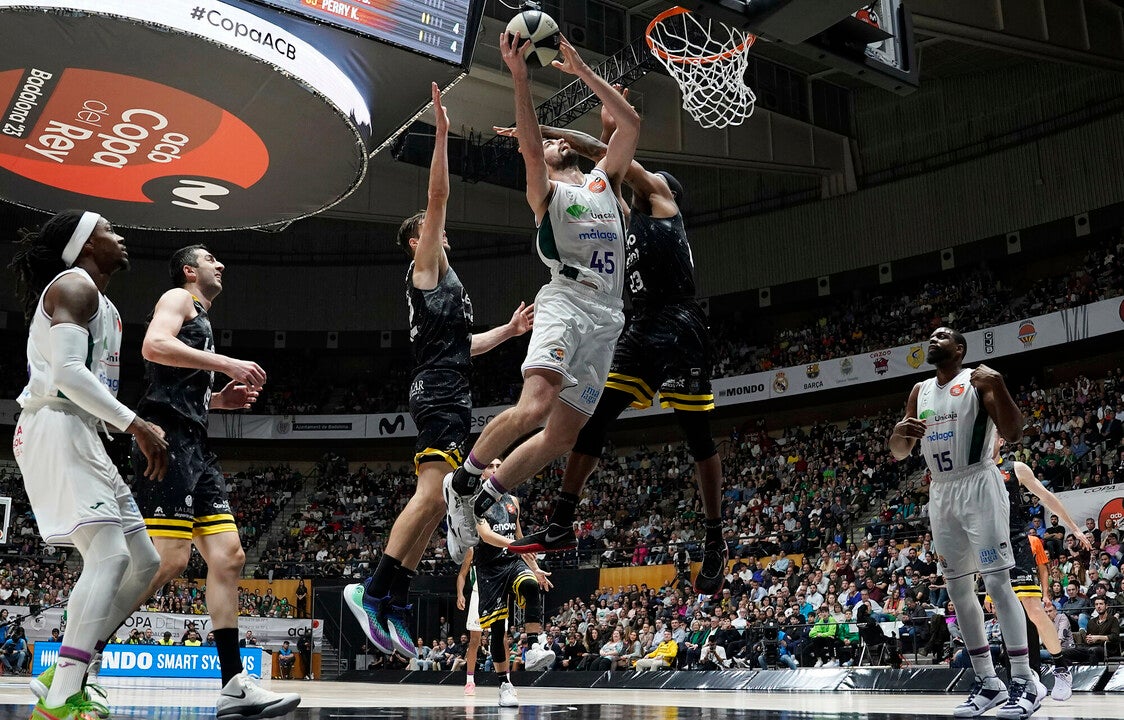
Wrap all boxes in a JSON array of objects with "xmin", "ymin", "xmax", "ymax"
[
  {"xmin": 536, "ymin": 168, "xmax": 625, "ymax": 298},
  {"xmin": 917, "ymin": 367, "xmax": 997, "ymax": 477}
]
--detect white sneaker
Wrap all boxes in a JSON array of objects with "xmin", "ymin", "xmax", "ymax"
[
  {"xmin": 827, "ymin": 659, "xmax": 841, "ymax": 667},
  {"xmin": 498, "ymin": 681, "xmax": 519, "ymax": 707},
  {"xmin": 524, "ymin": 644, "xmax": 556, "ymax": 672},
  {"xmin": 996, "ymin": 677, "xmax": 1046, "ymax": 720},
  {"xmin": 443, "ymin": 471, "xmax": 480, "ymax": 560},
  {"xmin": 954, "ymin": 676, "xmax": 1007, "ymax": 718},
  {"xmin": 1050, "ymin": 668, "xmax": 1072, "ymax": 701},
  {"xmin": 217, "ymin": 671, "xmax": 302, "ymax": 719},
  {"xmin": 813, "ymin": 659, "xmax": 824, "ymax": 668}
]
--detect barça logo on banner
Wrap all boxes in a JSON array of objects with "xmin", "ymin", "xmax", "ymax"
[
  {"xmin": 805, "ymin": 364, "xmax": 820, "ymax": 379},
  {"xmin": 907, "ymin": 345, "xmax": 925, "ymax": 369},
  {"xmin": 773, "ymin": 372, "xmax": 789, "ymax": 394},
  {"xmin": 1017, "ymin": 321, "xmax": 1037, "ymax": 347},
  {"xmin": 840, "ymin": 357, "xmax": 854, "ymax": 376},
  {"xmin": 873, "ymin": 357, "xmax": 889, "ymax": 376}
]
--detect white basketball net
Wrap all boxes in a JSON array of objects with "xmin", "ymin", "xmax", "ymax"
[{"xmin": 646, "ymin": 9, "xmax": 756, "ymax": 129}]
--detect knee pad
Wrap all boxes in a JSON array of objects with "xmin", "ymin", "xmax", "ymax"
[
  {"xmin": 674, "ymin": 409, "xmax": 716, "ymax": 461},
  {"xmin": 515, "ymin": 575, "xmax": 543, "ymax": 625},
  {"xmin": 491, "ymin": 626, "xmax": 508, "ymax": 661}
]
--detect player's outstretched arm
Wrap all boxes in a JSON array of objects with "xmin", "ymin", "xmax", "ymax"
[
  {"xmin": 889, "ymin": 383, "xmax": 924, "ymax": 460},
  {"xmin": 143, "ymin": 287, "xmax": 266, "ymax": 387},
  {"xmin": 552, "ymin": 38, "xmax": 639, "ymax": 187},
  {"xmin": 1012, "ymin": 462, "xmax": 1090, "ymax": 547},
  {"xmin": 471, "ymin": 301, "xmax": 534, "ymax": 356},
  {"xmin": 413, "ymin": 82, "xmax": 451, "ymax": 291},
  {"xmin": 500, "ymin": 32, "xmax": 551, "ymax": 219}
]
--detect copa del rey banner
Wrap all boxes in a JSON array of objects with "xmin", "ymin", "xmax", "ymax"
[
  {"xmin": 1055, "ymin": 483, "xmax": 1124, "ymax": 534},
  {"xmin": 2, "ymin": 296, "xmax": 1122, "ymax": 438}
]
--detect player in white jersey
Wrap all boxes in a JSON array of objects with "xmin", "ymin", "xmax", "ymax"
[
  {"xmin": 10, "ymin": 210, "xmax": 167, "ymax": 720},
  {"xmin": 442, "ymin": 34, "xmax": 639, "ymax": 559},
  {"xmin": 890, "ymin": 327, "xmax": 1045, "ymax": 719}
]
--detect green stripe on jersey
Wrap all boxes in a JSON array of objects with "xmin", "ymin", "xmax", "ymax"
[
  {"xmin": 967, "ymin": 394, "xmax": 991, "ymax": 464},
  {"xmin": 537, "ymin": 216, "xmax": 560, "ymax": 261}
]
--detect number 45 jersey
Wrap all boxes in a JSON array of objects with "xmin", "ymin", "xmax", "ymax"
[
  {"xmin": 917, "ymin": 367, "xmax": 998, "ymax": 476},
  {"xmin": 536, "ymin": 168, "xmax": 626, "ymax": 298}
]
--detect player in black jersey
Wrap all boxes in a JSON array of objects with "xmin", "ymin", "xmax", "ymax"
[
  {"xmin": 130, "ymin": 244, "xmax": 300, "ymax": 719},
  {"xmin": 991, "ymin": 439, "xmax": 1090, "ymax": 702},
  {"xmin": 502, "ymin": 87, "xmax": 729, "ymax": 595},
  {"xmin": 344, "ymin": 84, "xmax": 534, "ymax": 659}
]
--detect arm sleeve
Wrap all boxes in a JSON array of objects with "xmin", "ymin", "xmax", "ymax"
[{"xmin": 50, "ymin": 323, "xmax": 136, "ymax": 432}]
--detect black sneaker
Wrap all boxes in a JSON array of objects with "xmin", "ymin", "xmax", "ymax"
[
  {"xmin": 508, "ymin": 523, "xmax": 576, "ymax": 553},
  {"xmin": 694, "ymin": 540, "xmax": 728, "ymax": 595}
]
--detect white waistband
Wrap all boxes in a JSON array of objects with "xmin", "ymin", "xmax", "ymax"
[{"xmin": 929, "ymin": 459, "xmax": 998, "ymax": 482}]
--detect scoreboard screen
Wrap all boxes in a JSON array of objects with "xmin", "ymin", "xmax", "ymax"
[{"xmin": 254, "ymin": 0, "xmax": 482, "ymax": 65}]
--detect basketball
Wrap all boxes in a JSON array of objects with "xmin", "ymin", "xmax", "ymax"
[{"xmin": 505, "ymin": 10, "xmax": 561, "ymax": 68}]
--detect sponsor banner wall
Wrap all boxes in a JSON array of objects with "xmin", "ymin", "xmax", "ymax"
[
  {"xmin": 6, "ymin": 297, "xmax": 1122, "ymax": 436},
  {"xmin": 1055, "ymin": 483, "xmax": 1124, "ymax": 534},
  {"xmin": 2, "ymin": 606, "xmax": 320, "ymax": 646},
  {"xmin": 32, "ymin": 642, "xmax": 264, "ymax": 679}
]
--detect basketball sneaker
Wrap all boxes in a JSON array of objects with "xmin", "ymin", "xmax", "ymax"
[
  {"xmin": 524, "ymin": 641, "xmax": 556, "ymax": 672},
  {"xmin": 1050, "ymin": 667, "xmax": 1073, "ymax": 701},
  {"xmin": 508, "ymin": 523, "xmax": 576, "ymax": 553},
  {"xmin": 384, "ymin": 602, "xmax": 418, "ymax": 659},
  {"xmin": 498, "ymin": 681, "xmax": 519, "ymax": 707},
  {"xmin": 216, "ymin": 671, "xmax": 301, "ymax": 719},
  {"xmin": 996, "ymin": 676, "xmax": 1046, "ymax": 720},
  {"xmin": 694, "ymin": 540, "xmax": 729, "ymax": 595},
  {"xmin": 30, "ymin": 693, "xmax": 108, "ymax": 720},
  {"xmin": 464, "ymin": 680, "xmax": 476, "ymax": 696},
  {"xmin": 343, "ymin": 583, "xmax": 394, "ymax": 655},
  {"xmin": 443, "ymin": 470, "xmax": 480, "ymax": 562},
  {"xmin": 30, "ymin": 664, "xmax": 109, "ymax": 719},
  {"xmin": 953, "ymin": 676, "xmax": 1007, "ymax": 718}
]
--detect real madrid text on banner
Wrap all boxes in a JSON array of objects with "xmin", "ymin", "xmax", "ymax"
[{"xmin": 0, "ymin": 0, "xmax": 486, "ymax": 229}]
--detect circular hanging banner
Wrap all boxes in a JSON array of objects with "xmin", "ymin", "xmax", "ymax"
[{"xmin": 0, "ymin": 0, "xmax": 372, "ymax": 230}]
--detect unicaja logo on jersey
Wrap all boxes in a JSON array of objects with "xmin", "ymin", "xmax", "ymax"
[{"xmin": 565, "ymin": 204, "xmax": 588, "ymax": 219}]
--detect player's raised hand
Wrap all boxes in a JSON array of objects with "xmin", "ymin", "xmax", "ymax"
[
  {"xmin": 970, "ymin": 364, "xmax": 1003, "ymax": 390},
  {"xmin": 500, "ymin": 30, "xmax": 530, "ymax": 75},
  {"xmin": 600, "ymin": 84, "xmax": 630, "ymax": 134},
  {"xmin": 215, "ymin": 380, "xmax": 259, "ymax": 410},
  {"xmin": 492, "ymin": 125, "xmax": 517, "ymax": 137},
  {"xmin": 224, "ymin": 357, "xmax": 266, "ymax": 387},
  {"xmin": 431, "ymin": 82, "xmax": 449, "ymax": 133},
  {"xmin": 551, "ymin": 36, "xmax": 588, "ymax": 76},
  {"xmin": 508, "ymin": 301, "xmax": 534, "ymax": 335},
  {"xmin": 893, "ymin": 417, "xmax": 926, "ymax": 440}
]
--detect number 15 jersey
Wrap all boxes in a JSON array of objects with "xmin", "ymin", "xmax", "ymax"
[
  {"xmin": 536, "ymin": 168, "xmax": 626, "ymax": 299},
  {"xmin": 917, "ymin": 367, "xmax": 997, "ymax": 477}
]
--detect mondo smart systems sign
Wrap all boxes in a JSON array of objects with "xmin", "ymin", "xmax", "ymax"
[
  {"xmin": 0, "ymin": 0, "xmax": 372, "ymax": 230},
  {"xmin": 33, "ymin": 642, "xmax": 264, "ymax": 679}
]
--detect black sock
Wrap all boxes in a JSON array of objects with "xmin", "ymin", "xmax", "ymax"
[
  {"xmin": 213, "ymin": 628, "xmax": 243, "ymax": 686},
  {"xmin": 452, "ymin": 465, "xmax": 482, "ymax": 496},
  {"xmin": 390, "ymin": 566, "xmax": 416, "ymax": 607},
  {"xmin": 551, "ymin": 492, "xmax": 580, "ymax": 527},
  {"xmin": 1051, "ymin": 651, "xmax": 1068, "ymax": 671},
  {"xmin": 366, "ymin": 555, "xmax": 402, "ymax": 601},
  {"xmin": 705, "ymin": 518, "xmax": 723, "ymax": 544}
]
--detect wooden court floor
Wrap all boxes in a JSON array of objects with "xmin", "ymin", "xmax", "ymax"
[{"xmin": 0, "ymin": 677, "xmax": 1119, "ymax": 719}]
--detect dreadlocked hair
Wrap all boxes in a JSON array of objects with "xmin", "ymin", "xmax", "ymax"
[{"xmin": 9, "ymin": 210, "xmax": 85, "ymax": 323}]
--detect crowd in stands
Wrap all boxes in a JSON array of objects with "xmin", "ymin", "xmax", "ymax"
[{"xmin": 247, "ymin": 229, "xmax": 1124, "ymax": 414}]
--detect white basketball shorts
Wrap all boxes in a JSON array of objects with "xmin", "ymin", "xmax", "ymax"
[{"xmin": 929, "ymin": 462, "xmax": 1014, "ymax": 580}]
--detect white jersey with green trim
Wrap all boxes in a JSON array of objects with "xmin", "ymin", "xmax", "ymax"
[
  {"xmin": 18, "ymin": 267, "xmax": 124, "ymax": 413},
  {"xmin": 917, "ymin": 367, "xmax": 996, "ymax": 476},
  {"xmin": 536, "ymin": 168, "xmax": 625, "ymax": 298}
]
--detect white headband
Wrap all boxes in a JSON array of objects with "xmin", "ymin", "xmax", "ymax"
[{"xmin": 61, "ymin": 212, "xmax": 101, "ymax": 267}]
